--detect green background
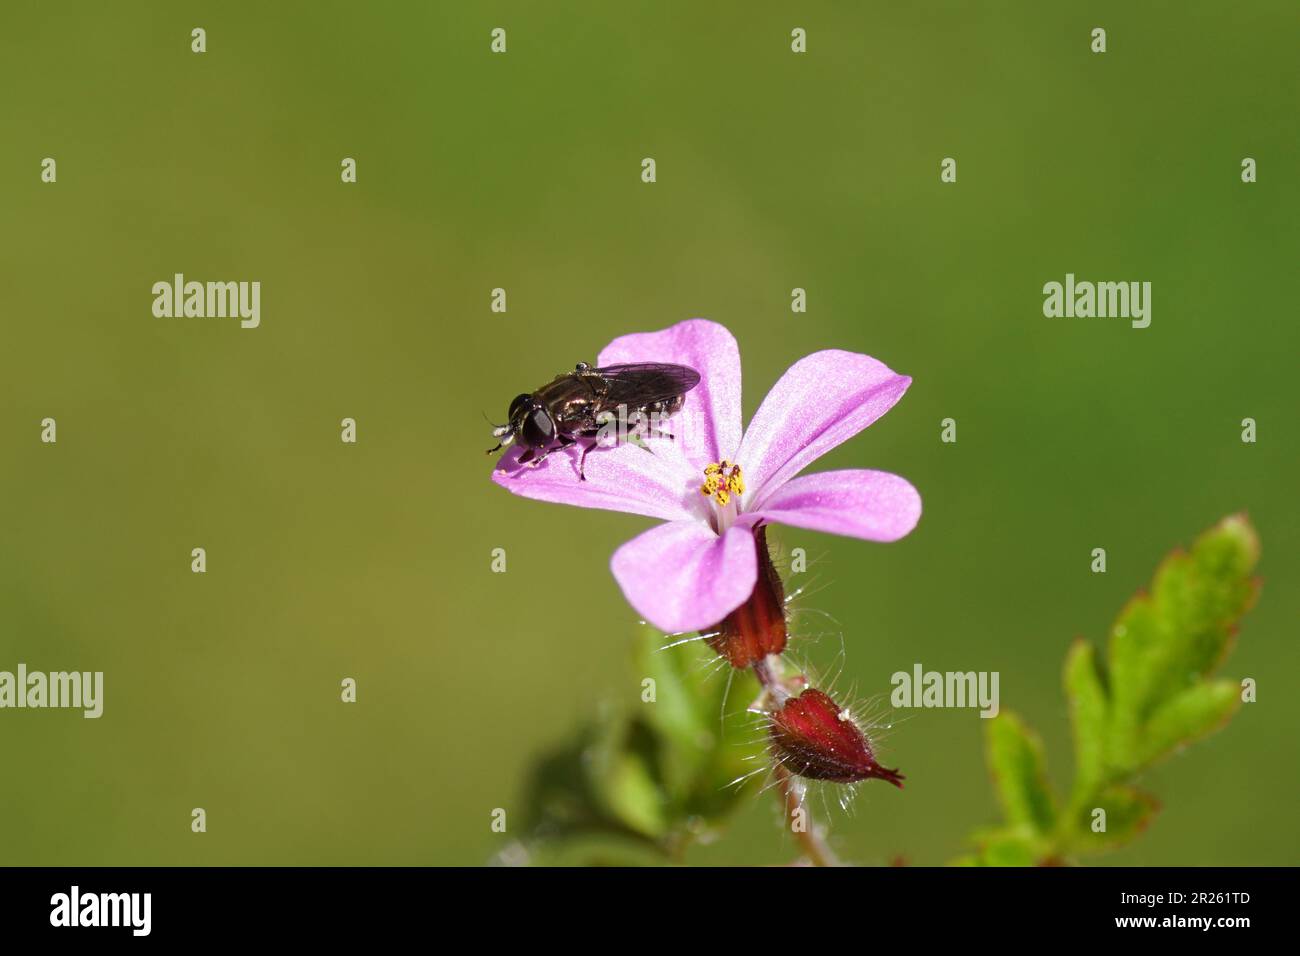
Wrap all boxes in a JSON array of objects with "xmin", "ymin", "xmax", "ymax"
[{"xmin": 1, "ymin": 1, "xmax": 1296, "ymax": 866}]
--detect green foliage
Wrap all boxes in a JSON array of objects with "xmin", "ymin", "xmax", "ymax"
[
  {"xmin": 513, "ymin": 625, "xmax": 766, "ymax": 864},
  {"xmin": 965, "ymin": 515, "xmax": 1259, "ymax": 866},
  {"xmin": 986, "ymin": 712, "xmax": 1056, "ymax": 833},
  {"xmin": 517, "ymin": 516, "xmax": 1260, "ymax": 866}
]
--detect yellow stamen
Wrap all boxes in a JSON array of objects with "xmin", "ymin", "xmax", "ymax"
[{"xmin": 699, "ymin": 461, "xmax": 744, "ymax": 507}]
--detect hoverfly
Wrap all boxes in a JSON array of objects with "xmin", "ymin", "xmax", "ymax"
[{"xmin": 487, "ymin": 362, "xmax": 701, "ymax": 480}]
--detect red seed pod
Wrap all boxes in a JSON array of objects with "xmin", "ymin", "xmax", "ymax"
[
  {"xmin": 769, "ymin": 688, "xmax": 904, "ymax": 787},
  {"xmin": 706, "ymin": 525, "xmax": 788, "ymax": 668}
]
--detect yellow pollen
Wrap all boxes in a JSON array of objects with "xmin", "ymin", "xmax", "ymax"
[{"xmin": 700, "ymin": 461, "xmax": 744, "ymax": 506}]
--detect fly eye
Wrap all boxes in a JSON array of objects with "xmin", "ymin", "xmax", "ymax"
[
  {"xmin": 508, "ymin": 394, "xmax": 531, "ymax": 421},
  {"xmin": 521, "ymin": 408, "xmax": 555, "ymax": 447}
]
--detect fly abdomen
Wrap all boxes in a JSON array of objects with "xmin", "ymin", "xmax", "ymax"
[{"xmin": 643, "ymin": 395, "xmax": 685, "ymax": 418}]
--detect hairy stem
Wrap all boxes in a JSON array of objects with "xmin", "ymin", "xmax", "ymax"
[
  {"xmin": 773, "ymin": 762, "xmax": 843, "ymax": 867},
  {"xmin": 754, "ymin": 654, "xmax": 841, "ymax": 866}
]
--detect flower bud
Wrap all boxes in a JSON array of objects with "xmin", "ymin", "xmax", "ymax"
[
  {"xmin": 706, "ymin": 525, "xmax": 788, "ymax": 668},
  {"xmin": 769, "ymin": 688, "xmax": 904, "ymax": 787}
]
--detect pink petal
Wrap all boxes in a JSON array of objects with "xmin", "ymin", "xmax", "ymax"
[
  {"xmin": 750, "ymin": 469, "xmax": 922, "ymax": 542},
  {"xmin": 598, "ymin": 319, "xmax": 742, "ymax": 468},
  {"xmin": 491, "ymin": 440, "xmax": 699, "ymax": 522},
  {"xmin": 610, "ymin": 519, "xmax": 758, "ymax": 633},
  {"xmin": 737, "ymin": 351, "xmax": 911, "ymax": 509}
]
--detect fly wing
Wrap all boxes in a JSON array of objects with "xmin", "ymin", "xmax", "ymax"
[{"xmin": 590, "ymin": 363, "xmax": 701, "ymax": 407}]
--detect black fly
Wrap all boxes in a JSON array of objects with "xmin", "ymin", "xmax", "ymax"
[{"xmin": 487, "ymin": 362, "xmax": 701, "ymax": 480}]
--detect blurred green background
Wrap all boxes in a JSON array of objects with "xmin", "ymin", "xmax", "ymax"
[{"xmin": 1, "ymin": 1, "xmax": 1296, "ymax": 866}]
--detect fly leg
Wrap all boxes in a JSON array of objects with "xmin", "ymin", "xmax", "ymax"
[
  {"xmin": 514, "ymin": 447, "xmax": 552, "ymax": 469},
  {"xmin": 568, "ymin": 428, "xmax": 603, "ymax": 481},
  {"xmin": 516, "ymin": 437, "xmax": 576, "ymax": 475}
]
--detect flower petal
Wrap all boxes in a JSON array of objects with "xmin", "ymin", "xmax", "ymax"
[
  {"xmin": 738, "ymin": 351, "xmax": 911, "ymax": 509},
  {"xmin": 610, "ymin": 519, "xmax": 758, "ymax": 633},
  {"xmin": 491, "ymin": 440, "xmax": 698, "ymax": 522},
  {"xmin": 598, "ymin": 318, "xmax": 742, "ymax": 468},
  {"xmin": 749, "ymin": 469, "xmax": 921, "ymax": 542}
]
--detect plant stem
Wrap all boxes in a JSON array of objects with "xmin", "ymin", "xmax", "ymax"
[
  {"xmin": 754, "ymin": 656, "xmax": 842, "ymax": 866},
  {"xmin": 773, "ymin": 761, "xmax": 843, "ymax": 867}
]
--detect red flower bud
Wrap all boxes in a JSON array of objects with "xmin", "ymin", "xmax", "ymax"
[
  {"xmin": 769, "ymin": 688, "xmax": 904, "ymax": 787},
  {"xmin": 707, "ymin": 525, "xmax": 788, "ymax": 668}
]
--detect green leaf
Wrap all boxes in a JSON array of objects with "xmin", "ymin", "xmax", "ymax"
[
  {"xmin": 633, "ymin": 629, "xmax": 714, "ymax": 800},
  {"xmin": 632, "ymin": 624, "xmax": 765, "ymax": 818},
  {"xmin": 971, "ymin": 515, "xmax": 1259, "ymax": 865},
  {"xmin": 1135, "ymin": 680, "xmax": 1240, "ymax": 768},
  {"xmin": 585, "ymin": 711, "xmax": 671, "ymax": 840},
  {"xmin": 985, "ymin": 712, "xmax": 1057, "ymax": 834},
  {"xmin": 1068, "ymin": 786, "xmax": 1159, "ymax": 853},
  {"xmin": 1107, "ymin": 514, "xmax": 1259, "ymax": 772},
  {"xmin": 518, "ymin": 712, "xmax": 663, "ymax": 848},
  {"xmin": 977, "ymin": 838, "xmax": 1039, "ymax": 867},
  {"xmin": 517, "ymin": 624, "xmax": 767, "ymax": 864},
  {"xmin": 1063, "ymin": 639, "xmax": 1109, "ymax": 802},
  {"xmin": 962, "ymin": 825, "xmax": 1054, "ymax": 867}
]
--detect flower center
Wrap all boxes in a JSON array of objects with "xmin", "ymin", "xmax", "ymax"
[{"xmin": 699, "ymin": 460, "xmax": 744, "ymax": 507}]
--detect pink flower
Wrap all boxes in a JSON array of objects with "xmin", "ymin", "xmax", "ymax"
[{"xmin": 490, "ymin": 319, "xmax": 921, "ymax": 633}]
